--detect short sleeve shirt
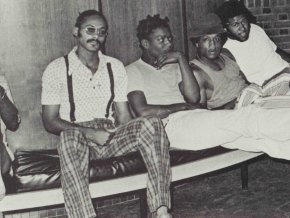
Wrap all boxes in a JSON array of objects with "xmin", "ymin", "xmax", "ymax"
[
  {"xmin": 41, "ymin": 47, "xmax": 128, "ymax": 122},
  {"xmin": 126, "ymin": 59, "xmax": 185, "ymax": 105},
  {"xmin": 224, "ymin": 24, "xmax": 289, "ymax": 86}
]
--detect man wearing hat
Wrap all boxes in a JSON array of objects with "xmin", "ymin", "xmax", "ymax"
[
  {"xmin": 216, "ymin": 0, "xmax": 290, "ymax": 89},
  {"xmin": 127, "ymin": 14, "xmax": 290, "ymax": 161},
  {"xmin": 189, "ymin": 13, "xmax": 247, "ymax": 109}
]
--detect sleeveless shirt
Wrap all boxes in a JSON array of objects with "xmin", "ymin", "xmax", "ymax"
[{"xmin": 191, "ymin": 54, "xmax": 247, "ymax": 109}]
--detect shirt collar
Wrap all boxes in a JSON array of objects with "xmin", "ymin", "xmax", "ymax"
[{"xmin": 68, "ymin": 46, "xmax": 107, "ymax": 75}]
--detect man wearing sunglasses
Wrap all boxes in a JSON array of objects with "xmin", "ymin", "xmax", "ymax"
[
  {"xmin": 216, "ymin": 0, "xmax": 290, "ymax": 90},
  {"xmin": 41, "ymin": 10, "xmax": 171, "ymax": 218}
]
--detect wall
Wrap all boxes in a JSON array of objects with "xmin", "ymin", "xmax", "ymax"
[{"xmin": 245, "ymin": 0, "xmax": 290, "ymax": 52}]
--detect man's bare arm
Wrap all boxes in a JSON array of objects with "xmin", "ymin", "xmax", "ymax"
[
  {"xmin": 113, "ymin": 101, "xmax": 132, "ymax": 125},
  {"xmin": 177, "ymin": 54, "xmax": 200, "ymax": 103},
  {"xmin": 0, "ymin": 87, "xmax": 19, "ymax": 131},
  {"xmin": 42, "ymin": 105, "xmax": 78, "ymax": 135},
  {"xmin": 42, "ymin": 105, "xmax": 111, "ymax": 145},
  {"xmin": 157, "ymin": 52, "xmax": 200, "ymax": 103},
  {"xmin": 127, "ymin": 91, "xmax": 199, "ymax": 119}
]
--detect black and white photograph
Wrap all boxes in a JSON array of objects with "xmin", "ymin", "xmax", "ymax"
[{"xmin": 0, "ymin": 0, "xmax": 290, "ymax": 217}]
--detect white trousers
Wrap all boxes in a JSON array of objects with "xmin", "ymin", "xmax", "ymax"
[{"xmin": 165, "ymin": 105, "xmax": 290, "ymax": 160}]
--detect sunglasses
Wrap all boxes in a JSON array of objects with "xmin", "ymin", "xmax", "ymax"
[{"xmin": 83, "ymin": 26, "xmax": 108, "ymax": 37}]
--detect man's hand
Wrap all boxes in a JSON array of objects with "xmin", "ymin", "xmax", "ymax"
[
  {"xmin": 155, "ymin": 51, "xmax": 183, "ymax": 69},
  {"xmin": 83, "ymin": 127, "xmax": 117, "ymax": 146}
]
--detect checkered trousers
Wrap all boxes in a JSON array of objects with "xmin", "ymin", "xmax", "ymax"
[{"xmin": 57, "ymin": 116, "xmax": 171, "ymax": 218}]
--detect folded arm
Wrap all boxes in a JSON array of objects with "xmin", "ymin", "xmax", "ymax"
[
  {"xmin": 127, "ymin": 91, "xmax": 199, "ymax": 119},
  {"xmin": 113, "ymin": 101, "xmax": 132, "ymax": 125},
  {"xmin": 157, "ymin": 52, "xmax": 200, "ymax": 103}
]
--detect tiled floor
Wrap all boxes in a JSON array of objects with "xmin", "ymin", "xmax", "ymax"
[{"xmin": 5, "ymin": 156, "xmax": 290, "ymax": 218}]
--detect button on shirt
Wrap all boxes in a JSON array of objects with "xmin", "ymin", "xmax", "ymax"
[{"xmin": 41, "ymin": 47, "xmax": 128, "ymax": 122}]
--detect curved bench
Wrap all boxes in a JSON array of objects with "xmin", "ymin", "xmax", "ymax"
[{"xmin": 0, "ymin": 147, "xmax": 264, "ymax": 217}]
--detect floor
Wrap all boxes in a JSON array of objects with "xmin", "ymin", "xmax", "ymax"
[{"xmin": 95, "ymin": 157, "xmax": 290, "ymax": 218}]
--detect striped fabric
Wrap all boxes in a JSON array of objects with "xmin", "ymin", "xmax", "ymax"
[
  {"xmin": 57, "ymin": 116, "xmax": 171, "ymax": 218},
  {"xmin": 236, "ymin": 72, "xmax": 290, "ymax": 109}
]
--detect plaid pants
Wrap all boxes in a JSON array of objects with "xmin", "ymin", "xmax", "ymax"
[{"xmin": 57, "ymin": 116, "xmax": 171, "ymax": 218}]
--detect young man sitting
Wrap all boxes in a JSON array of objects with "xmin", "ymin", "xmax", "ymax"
[{"xmin": 189, "ymin": 13, "xmax": 247, "ymax": 110}]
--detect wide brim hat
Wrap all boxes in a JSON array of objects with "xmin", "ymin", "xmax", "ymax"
[{"xmin": 189, "ymin": 13, "xmax": 225, "ymax": 40}]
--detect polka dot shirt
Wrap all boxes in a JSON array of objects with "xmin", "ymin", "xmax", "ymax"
[{"xmin": 41, "ymin": 47, "xmax": 128, "ymax": 122}]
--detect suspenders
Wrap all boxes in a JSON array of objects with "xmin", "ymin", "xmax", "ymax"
[
  {"xmin": 64, "ymin": 55, "xmax": 76, "ymax": 122},
  {"xmin": 63, "ymin": 55, "xmax": 115, "ymax": 122},
  {"xmin": 105, "ymin": 63, "xmax": 115, "ymax": 119}
]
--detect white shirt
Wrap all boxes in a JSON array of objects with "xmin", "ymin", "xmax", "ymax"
[
  {"xmin": 224, "ymin": 24, "xmax": 289, "ymax": 86},
  {"xmin": 126, "ymin": 59, "xmax": 185, "ymax": 105},
  {"xmin": 41, "ymin": 47, "xmax": 128, "ymax": 122}
]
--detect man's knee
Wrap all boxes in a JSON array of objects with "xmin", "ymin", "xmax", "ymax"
[
  {"xmin": 59, "ymin": 128, "xmax": 86, "ymax": 150},
  {"xmin": 60, "ymin": 128, "xmax": 84, "ymax": 140},
  {"xmin": 136, "ymin": 116, "xmax": 168, "ymax": 143}
]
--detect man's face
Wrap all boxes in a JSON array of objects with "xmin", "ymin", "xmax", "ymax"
[
  {"xmin": 197, "ymin": 33, "xmax": 223, "ymax": 60},
  {"xmin": 76, "ymin": 15, "xmax": 108, "ymax": 52},
  {"xmin": 146, "ymin": 27, "xmax": 174, "ymax": 58},
  {"xmin": 226, "ymin": 15, "xmax": 250, "ymax": 42}
]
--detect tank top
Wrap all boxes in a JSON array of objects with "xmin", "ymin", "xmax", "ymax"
[{"xmin": 191, "ymin": 54, "xmax": 247, "ymax": 109}]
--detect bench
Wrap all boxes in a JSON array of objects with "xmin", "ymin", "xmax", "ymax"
[{"xmin": 0, "ymin": 147, "xmax": 263, "ymax": 217}]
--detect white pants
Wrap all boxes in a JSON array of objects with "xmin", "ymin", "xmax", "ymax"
[{"xmin": 165, "ymin": 105, "xmax": 290, "ymax": 160}]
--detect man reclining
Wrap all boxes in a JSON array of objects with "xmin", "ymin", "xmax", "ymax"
[
  {"xmin": 127, "ymin": 14, "xmax": 290, "ymax": 161},
  {"xmin": 216, "ymin": 0, "xmax": 290, "ymax": 89}
]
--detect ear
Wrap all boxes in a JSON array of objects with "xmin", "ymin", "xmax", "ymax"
[
  {"xmin": 141, "ymin": 39, "xmax": 149, "ymax": 49},
  {"xmin": 73, "ymin": 27, "xmax": 79, "ymax": 37}
]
